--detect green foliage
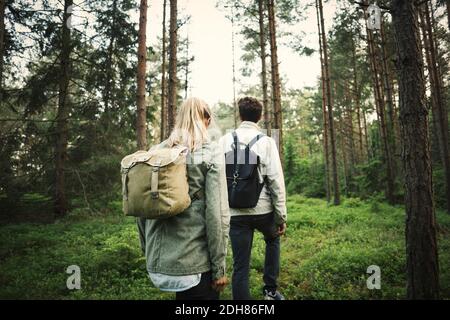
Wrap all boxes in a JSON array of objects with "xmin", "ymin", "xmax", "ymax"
[{"xmin": 2, "ymin": 195, "xmax": 449, "ymax": 300}]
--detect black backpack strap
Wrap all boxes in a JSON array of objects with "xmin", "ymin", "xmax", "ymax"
[
  {"xmin": 232, "ymin": 131, "xmax": 239, "ymax": 167},
  {"xmin": 245, "ymin": 134, "xmax": 265, "ymax": 164},
  {"xmin": 247, "ymin": 134, "xmax": 265, "ymax": 150}
]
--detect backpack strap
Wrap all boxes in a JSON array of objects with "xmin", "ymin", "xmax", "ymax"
[{"xmin": 245, "ymin": 134, "xmax": 265, "ymax": 164}]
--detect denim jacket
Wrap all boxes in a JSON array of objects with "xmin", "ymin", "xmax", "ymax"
[{"xmin": 137, "ymin": 141, "xmax": 230, "ymax": 280}]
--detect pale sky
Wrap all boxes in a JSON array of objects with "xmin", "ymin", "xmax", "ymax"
[{"xmin": 146, "ymin": 0, "xmax": 337, "ymax": 106}]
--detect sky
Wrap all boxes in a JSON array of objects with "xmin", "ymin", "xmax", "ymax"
[{"xmin": 146, "ymin": 0, "xmax": 338, "ymax": 106}]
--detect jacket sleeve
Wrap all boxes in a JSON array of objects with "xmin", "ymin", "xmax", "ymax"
[
  {"xmin": 264, "ymin": 137, "xmax": 287, "ymax": 226},
  {"xmin": 136, "ymin": 218, "xmax": 146, "ymax": 255},
  {"xmin": 204, "ymin": 142, "xmax": 230, "ymax": 280}
]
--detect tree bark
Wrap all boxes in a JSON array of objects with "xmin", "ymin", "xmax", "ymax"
[
  {"xmin": 315, "ymin": 0, "xmax": 330, "ymax": 203},
  {"xmin": 380, "ymin": 19, "xmax": 397, "ymax": 155},
  {"xmin": 351, "ymin": 35, "xmax": 364, "ymax": 161},
  {"xmin": 54, "ymin": 0, "xmax": 73, "ymax": 217},
  {"xmin": 103, "ymin": 0, "xmax": 117, "ymax": 118},
  {"xmin": 420, "ymin": 3, "xmax": 450, "ymax": 214},
  {"xmin": 446, "ymin": 0, "xmax": 450, "ymax": 30},
  {"xmin": 0, "ymin": 0, "xmax": 6, "ymax": 99},
  {"xmin": 136, "ymin": 0, "xmax": 148, "ymax": 150},
  {"xmin": 167, "ymin": 0, "xmax": 178, "ymax": 134},
  {"xmin": 318, "ymin": 0, "xmax": 340, "ymax": 205},
  {"xmin": 391, "ymin": 0, "xmax": 439, "ymax": 299},
  {"xmin": 267, "ymin": 0, "xmax": 283, "ymax": 162},
  {"xmin": 364, "ymin": 1, "xmax": 395, "ymax": 204},
  {"xmin": 258, "ymin": 0, "xmax": 271, "ymax": 136},
  {"xmin": 160, "ymin": 0, "xmax": 168, "ymax": 141}
]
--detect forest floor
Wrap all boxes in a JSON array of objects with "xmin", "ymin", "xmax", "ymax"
[{"xmin": 1, "ymin": 195, "xmax": 450, "ymax": 300}]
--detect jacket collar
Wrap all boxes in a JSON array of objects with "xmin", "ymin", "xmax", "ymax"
[{"xmin": 238, "ymin": 121, "xmax": 260, "ymax": 130}]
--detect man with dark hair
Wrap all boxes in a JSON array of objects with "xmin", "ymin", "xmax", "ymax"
[{"xmin": 219, "ymin": 97, "xmax": 287, "ymax": 300}]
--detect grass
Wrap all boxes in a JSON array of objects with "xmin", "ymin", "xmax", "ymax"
[{"xmin": 1, "ymin": 195, "xmax": 450, "ymax": 300}]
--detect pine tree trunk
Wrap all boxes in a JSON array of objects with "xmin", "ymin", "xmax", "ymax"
[
  {"xmin": 160, "ymin": 0, "xmax": 168, "ymax": 141},
  {"xmin": 364, "ymin": 1, "xmax": 395, "ymax": 204},
  {"xmin": 420, "ymin": 3, "xmax": 450, "ymax": 214},
  {"xmin": 184, "ymin": 36, "xmax": 189, "ymax": 99},
  {"xmin": 351, "ymin": 35, "xmax": 364, "ymax": 161},
  {"xmin": 446, "ymin": 0, "xmax": 450, "ymax": 30},
  {"xmin": 104, "ymin": 0, "xmax": 117, "ymax": 118},
  {"xmin": 54, "ymin": 0, "xmax": 73, "ymax": 217},
  {"xmin": 0, "ymin": 0, "xmax": 6, "ymax": 99},
  {"xmin": 136, "ymin": 0, "xmax": 148, "ymax": 150},
  {"xmin": 315, "ymin": 0, "xmax": 330, "ymax": 203},
  {"xmin": 391, "ymin": 0, "xmax": 439, "ymax": 299},
  {"xmin": 363, "ymin": 108, "xmax": 370, "ymax": 160},
  {"xmin": 318, "ymin": 0, "xmax": 340, "ymax": 205},
  {"xmin": 258, "ymin": 0, "xmax": 271, "ymax": 136},
  {"xmin": 267, "ymin": 0, "xmax": 283, "ymax": 162},
  {"xmin": 167, "ymin": 0, "xmax": 178, "ymax": 134},
  {"xmin": 380, "ymin": 20, "xmax": 397, "ymax": 155}
]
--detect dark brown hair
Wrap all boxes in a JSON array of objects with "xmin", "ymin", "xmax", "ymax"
[{"xmin": 238, "ymin": 97, "xmax": 263, "ymax": 123}]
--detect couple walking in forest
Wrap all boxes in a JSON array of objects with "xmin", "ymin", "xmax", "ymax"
[{"xmin": 136, "ymin": 96, "xmax": 287, "ymax": 300}]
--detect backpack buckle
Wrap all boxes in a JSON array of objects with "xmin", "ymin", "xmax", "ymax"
[{"xmin": 151, "ymin": 192, "xmax": 159, "ymax": 200}]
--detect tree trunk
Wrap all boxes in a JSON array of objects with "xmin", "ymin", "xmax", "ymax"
[
  {"xmin": 160, "ymin": 0, "xmax": 168, "ymax": 141},
  {"xmin": 351, "ymin": 35, "xmax": 364, "ymax": 161},
  {"xmin": 167, "ymin": 0, "xmax": 178, "ymax": 134},
  {"xmin": 391, "ymin": 0, "xmax": 439, "ymax": 299},
  {"xmin": 315, "ymin": 0, "xmax": 330, "ymax": 203},
  {"xmin": 364, "ymin": 1, "xmax": 395, "ymax": 204},
  {"xmin": 136, "ymin": 0, "xmax": 148, "ymax": 150},
  {"xmin": 267, "ymin": 0, "xmax": 283, "ymax": 162},
  {"xmin": 420, "ymin": 3, "xmax": 450, "ymax": 214},
  {"xmin": 446, "ymin": 0, "xmax": 450, "ymax": 30},
  {"xmin": 103, "ymin": 0, "xmax": 117, "ymax": 118},
  {"xmin": 380, "ymin": 19, "xmax": 397, "ymax": 155},
  {"xmin": 258, "ymin": 0, "xmax": 271, "ymax": 136},
  {"xmin": 318, "ymin": 0, "xmax": 340, "ymax": 205},
  {"xmin": 184, "ymin": 35, "xmax": 189, "ymax": 99},
  {"xmin": 54, "ymin": 0, "xmax": 73, "ymax": 217},
  {"xmin": 0, "ymin": 0, "xmax": 6, "ymax": 99}
]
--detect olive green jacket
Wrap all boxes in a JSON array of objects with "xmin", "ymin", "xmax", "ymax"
[{"xmin": 137, "ymin": 141, "xmax": 230, "ymax": 280}]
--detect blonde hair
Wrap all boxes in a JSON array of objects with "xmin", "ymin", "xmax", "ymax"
[{"xmin": 167, "ymin": 97, "xmax": 213, "ymax": 152}]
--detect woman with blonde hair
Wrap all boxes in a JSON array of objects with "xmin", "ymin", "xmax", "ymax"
[{"xmin": 137, "ymin": 97, "xmax": 230, "ymax": 300}]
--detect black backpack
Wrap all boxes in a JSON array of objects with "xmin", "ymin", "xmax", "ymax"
[{"xmin": 225, "ymin": 131, "xmax": 265, "ymax": 209}]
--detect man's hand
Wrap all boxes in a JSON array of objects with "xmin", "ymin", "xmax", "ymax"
[
  {"xmin": 212, "ymin": 276, "xmax": 229, "ymax": 292},
  {"xmin": 277, "ymin": 223, "xmax": 287, "ymax": 236}
]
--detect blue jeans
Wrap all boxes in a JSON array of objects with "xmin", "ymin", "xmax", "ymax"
[{"xmin": 229, "ymin": 213, "xmax": 280, "ymax": 300}]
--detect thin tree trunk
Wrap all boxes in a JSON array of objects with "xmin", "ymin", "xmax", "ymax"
[
  {"xmin": 315, "ymin": 0, "xmax": 330, "ymax": 203},
  {"xmin": 364, "ymin": 1, "xmax": 395, "ymax": 204},
  {"xmin": 420, "ymin": 3, "xmax": 450, "ymax": 213},
  {"xmin": 54, "ymin": 0, "xmax": 73, "ymax": 217},
  {"xmin": 318, "ymin": 0, "xmax": 340, "ymax": 205},
  {"xmin": 267, "ymin": 0, "xmax": 283, "ymax": 162},
  {"xmin": 184, "ymin": 35, "xmax": 189, "ymax": 99},
  {"xmin": 167, "ymin": 0, "xmax": 178, "ymax": 134},
  {"xmin": 351, "ymin": 35, "xmax": 364, "ymax": 161},
  {"xmin": 446, "ymin": 0, "xmax": 450, "ymax": 30},
  {"xmin": 0, "ymin": 0, "xmax": 6, "ymax": 100},
  {"xmin": 104, "ymin": 0, "xmax": 117, "ymax": 118},
  {"xmin": 231, "ymin": 4, "xmax": 238, "ymax": 129},
  {"xmin": 363, "ymin": 107, "xmax": 370, "ymax": 160},
  {"xmin": 258, "ymin": 0, "xmax": 271, "ymax": 136},
  {"xmin": 160, "ymin": 0, "xmax": 168, "ymax": 141},
  {"xmin": 391, "ymin": 0, "xmax": 439, "ymax": 300},
  {"xmin": 136, "ymin": 0, "xmax": 148, "ymax": 150},
  {"xmin": 380, "ymin": 19, "xmax": 397, "ymax": 154}
]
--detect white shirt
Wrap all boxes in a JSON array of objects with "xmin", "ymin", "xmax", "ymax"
[{"xmin": 219, "ymin": 121, "xmax": 287, "ymax": 223}]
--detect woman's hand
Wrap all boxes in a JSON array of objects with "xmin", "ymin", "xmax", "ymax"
[{"xmin": 212, "ymin": 276, "xmax": 229, "ymax": 292}]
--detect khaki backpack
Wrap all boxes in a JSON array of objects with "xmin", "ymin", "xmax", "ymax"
[{"xmin": 120, "ymin": 145, "xmax": 191, "ymax": 219}]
